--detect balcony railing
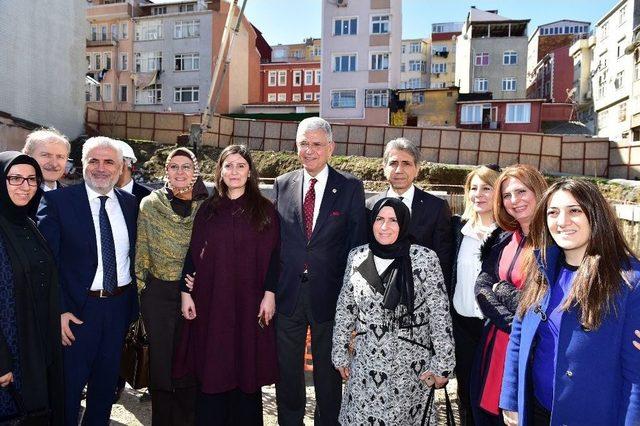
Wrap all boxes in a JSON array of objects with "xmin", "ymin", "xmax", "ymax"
[{"xmin": 86, "ymin": 35, "xmax": 118, "ymax": 47}]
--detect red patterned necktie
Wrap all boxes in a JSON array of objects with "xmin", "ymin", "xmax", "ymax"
[{"xmin": 303, "ymin": 178, "xmax": 317, "ymax": 240}]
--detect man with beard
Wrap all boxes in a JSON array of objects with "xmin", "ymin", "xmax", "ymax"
[
  {"xmin": 38, "ymin": 137, "xmax": 139, "ymax": 425},
  {"xmin": 22, "ymin": 128, "xmax": 70, "ymax": 217}
]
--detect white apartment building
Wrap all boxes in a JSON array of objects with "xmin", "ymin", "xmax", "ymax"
[
  {"xmin": 132, "ymin": 0, "xmax": 212, "ymax": 113},
  {"xmin": 592, "ymin": 0, "xmax": 639, "ymax": 143},
  {"xmin": 320, "ymin": 0, "xmax": 402, "ymax": 125},
  {"xmin": 400, "ymin": 38, "xmax": 429, "ymax": 89},
  {"xmin": 630, "ymin": 23, "xmax": 640, "ymax": 141},
  {"xmin": 455, "ymin": 7, "xmax": 529, "ymax": 100}
]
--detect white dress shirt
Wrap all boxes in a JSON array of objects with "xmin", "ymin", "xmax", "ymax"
[
  {"xmin": 41, "ymin": 182, "xmax": 59, "ymax": 192},
  {"xmin": 85, "ymin": 184, "xmax": 132, "ymax": 290},
  {"xmin": 387, "ymin": 185, "xmax": 415, "ymax": 214},
  {"xmin": 302, "ymin": 165, "xmax": 329, "ymax": 231},
  {"xmin": 453, "ymin": 221, "xmax": 496, "ymax": 318},
  {"xmin": 121, "ymin": 179, "xmax": 134, "ymax": 194}
]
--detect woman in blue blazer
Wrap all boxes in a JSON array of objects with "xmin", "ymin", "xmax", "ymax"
[{"xmin": 499, "ymin": 178, "xmax": 640, "ymax": 426}]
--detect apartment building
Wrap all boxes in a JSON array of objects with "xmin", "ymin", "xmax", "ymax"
[
  {"xmin": 455, "ymin": 7, "xmax": 529, "ymax": 100},
  {"xmin": 592, "ymin": 0, "xmax": 639, "ymax": 143},
  {"xmin": 320, "ymin": 0, "xmax": 402, "ymax": 125},
  {"xmin": 271, "ymin": 38, "xmax": 322, "ymax": 63},
  {"xmin": 86, "ymin": 0, "xmax": 140, "ymax": 111},
  {"xmin": 400, "ymin": 38, "xmax": 429, "ymax": 89},
  {"xmin": 569, "ymin": 35, "xmax": 597, "ymax": 132},
  {"xmin": 430, "ymin": 22, "xmax": 463, "ymax": 89},
  {"xmin": 0, "ymin": 0, "xmax": 85, "ymax": 141},
  {"xmin": 631, "ymin": 23, "xmax": 640, "ymax": 141}
]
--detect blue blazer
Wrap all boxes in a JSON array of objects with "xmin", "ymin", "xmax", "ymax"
[
  {"xmin": 273, "ymin": 166, "xmax": 367, "ymax": 323},
  {"xmin": 500, "ymin": 245, "xmax": 640, "ymax": 425},
  {"xmin": 37, "ymin": 184, "xmax": 139, "ymax": 324}
]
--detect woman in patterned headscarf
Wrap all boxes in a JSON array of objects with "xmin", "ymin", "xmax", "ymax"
[{"xmin": 135, "ymin": 147, "xmax": 209, "ymax": 425}]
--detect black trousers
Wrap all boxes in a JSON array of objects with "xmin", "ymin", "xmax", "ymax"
[
  {"xmin": 195, "ymin": 388, "xmax": 263, "ymax": 426},
  {"xmin": 152, "ymin": 388, "xmax": 197, "ymax": 426},
  {"xmin": 451, "ymin": 310, "xmax": 484, "ymax": 426},
  {"xmin": 275, "ymin": 281, "xmax": 341, "ymax": 426}
]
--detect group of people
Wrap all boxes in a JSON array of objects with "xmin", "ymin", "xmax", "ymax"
[{"xmin": 0, "ymin": 116, "xmax": 638, "ymax": 426}]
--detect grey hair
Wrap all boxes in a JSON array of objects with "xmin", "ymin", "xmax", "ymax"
[
  {"xmin": 82, "ymin": 136, "xmax": 123, "ymax": 164},
  {"xmin": 23, "ymin": 128, "xmax": 71, "ymax": 155},
  {"xmin": 382, "ymin": 137, "xmax": 421, "ymax": 165},
  {"xmin": 296, "ymin": 117, "xmax": 333, "ymax": 143}
]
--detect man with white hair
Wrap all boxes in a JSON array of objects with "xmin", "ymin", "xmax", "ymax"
[
  {"xmin": 38, "ymin": 136, "xmax": 139, "ymax": 425},
  {"xmin": 115, "ymin": 140, "xmax": 151, "ymax": 205}
]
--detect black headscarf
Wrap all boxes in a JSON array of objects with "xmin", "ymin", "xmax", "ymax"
[
  {"xmin": 0, "ymin": 151, "xmax": 43, "ymax": 223},
  {"xmin": 367, "ymin": 197, "xmax": 415, "ymax": 316}
]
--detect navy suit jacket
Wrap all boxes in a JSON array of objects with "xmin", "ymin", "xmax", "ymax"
[
  {"xmin": 366, "ymin": 186, "xmax": 453, "ymax": 295},
  {"xmin": 37, "ymin": 184, "xmax": 139, "ymax": 323},
  {"xmin": 274, "ymin": 166, "xmax": 367, "ymax": 323}
]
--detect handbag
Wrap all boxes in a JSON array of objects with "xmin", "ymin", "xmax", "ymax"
[
  {"xmin": 420, "ymin": 384, "xmax": 456, "ymax": 426},
  {"xmin": 2, "ymin": 384, "xmax": 51, "ymax": 426},
  {"xmin": 119, "ymin": 318, "xmax": 150, "ymax": 390}
]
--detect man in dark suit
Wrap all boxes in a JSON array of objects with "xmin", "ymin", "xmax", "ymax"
[
  {"xmin": 115, "ymin": 140, "xmax": 151, "ymax": 205},
  {"xmin": 274, "ymin": 117, "xmax": 367, "ymax": 425},
  {"xmin": 366, "ymin": 137, "xmax": 453, "ymax": 292},
  {"xmin": 38, "ymin": 136, "xmax": 139, "ymax": 425}
]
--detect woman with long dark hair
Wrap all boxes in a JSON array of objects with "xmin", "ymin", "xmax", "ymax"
[
  {"xmin": 470, "ymin": 164, "xmax": 548, "ymax": 425},
  {"xmin": 500, "ymin": 178, "xmax": 640, "ymax": 425},
  {"xmin": 173, "ymin": 145, "xmax": 279, "ymax": 425}
]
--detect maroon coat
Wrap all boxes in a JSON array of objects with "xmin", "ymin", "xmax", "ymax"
[{"xmin": 173, "ymin": 194, "xmax": 279, "ymax": 394}]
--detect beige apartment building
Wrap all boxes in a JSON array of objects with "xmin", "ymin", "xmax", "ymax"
[
  {"xmin": 320, "ymin": 0, "xmax": 402, "ymax": 125},
  {"xmin": 400, "ymin": 38, "xmax": 429, "ymax": 89},
  {"xmin": 271, "ymin": 38, "xmax": 322, "ymax": 63},
  {"xmin": 569, "ymin": 34, "xmax": 597, "ymax": 132},
  {"xmin": 430, "ymin": 22, "xmax": 462, "ymax": 89},
  {"xmin": 455, "ymin": 7, "xmax": 529, "ymax": 100}
]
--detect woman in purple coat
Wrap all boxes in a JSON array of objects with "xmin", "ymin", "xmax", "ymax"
[{"xmin": 173, "ymin": 145, "xmax": 279, "ymax": 425}]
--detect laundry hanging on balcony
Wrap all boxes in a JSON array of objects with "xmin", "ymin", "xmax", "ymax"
[{"xmin": 131, "ymin": 70, "xmax": 158, "ymax": 89}]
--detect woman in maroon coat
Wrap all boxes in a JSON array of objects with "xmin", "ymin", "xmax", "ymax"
[{"xmin": 173, "ymin": 145, "xmax": 279, "ymax": 425}]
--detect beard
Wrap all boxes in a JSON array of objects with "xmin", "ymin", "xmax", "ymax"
[{"xmin": 83, "ymin": 170, "xmax": 118, "ymax": 194}]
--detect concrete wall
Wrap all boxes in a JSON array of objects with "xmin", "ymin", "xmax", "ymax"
[{"xmin": 0, "ymin": 0, "xmax": 85, "ymax": 139}]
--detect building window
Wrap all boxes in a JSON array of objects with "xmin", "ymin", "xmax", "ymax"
[
  {"xmin": 371, "ymin": 52, "xmax": 389, "ymax": 70},
  {"xmin": 135, "ymin": 83, "xmax": 162, "ymax": 104},
  {"xmin": 86, "ymin": 55, "xmax": 91, "ymax": 71},
  {"xmin": 313, "ymin": 47, "xmax": 321, "ymax": 57},
  {"xmin": 119, "ymin": 85, "xmax": 128, "ymax": 102},
  {"xmin": 474, "ymin": 52, "xmax": 489, "ymax": 66},
  {"xmin": 174, "ymin": 86, "xmax": 199, "ymax": 103},
  {"xmin": 334, "ymin": 17, "xmax": 357, "ymax": 36},
  {"xmin": 506, "ymin": 103, "xmax": 531, "ymax": 123},
  {"xmin": 174, "ymin": 53, "xmax": 199, "ymax": 71},
  {"xmin": 268, "ymin": 71, "xmax": 277, "ymax": 86},
  {"xmin": 333, "ymin": 54, "xmax": 357, "ymax": 72},
  {"xmin": 474, "ymin": 78, "xmax": 488, "ymax": 92},
  {"xmin": 304, "ymin": 92, "xmax": 313, "ymax": 101},
  {"xmin": 86, "ymin": 88, "xmax": 91, "ymax": 102},
  {"xmin": 278, "ymin": 70, "xmax": 287, "ymax": 86},
  {"xmin": 119, "ymin": 53, "xmax": 128, "ymax": 71},
  {"xmin": 614, "ymin": 71, "xmax": 625, "ymax": 90},
  {"xmin": 101, "ymin": 25, "xmax": 108, "ymax": 41},
  {"xmin": 267, "ymin": 93, "xmax": 276, "ymax": 102},
  {"xmin": 111, "ymin": 24, "xmax": 119, "ymax": 40},
  {"xmin": 94, "ymin": 85, "xmax": 101, "ymax": 102},
  {"xmin": 401, "ymin": 62, "xmax": 406, "ymax": 72},
  {"xmin": 94, "ymin": 53, "xmax": 101, "ymax": 70},
  {"xmin": 503, "ymin": 51, "xmax": 518, "ymax": 65},
  {"xmin": 121, "ymin": 22, "xmax": 128, "ymax": 39},
  {"xmin": 617, "ymin": 38, "xmax": 626, "ymax": 58},
  {"xmin": 91, "ymin": 26, "xmax": 98, "ymax": 41},
  {"xmin": 135, "ymin": 20, "xmax": 162, "ymax": 41},
  {"xmin": 412, "ymin": 92, "xmax": 424, "ymax": 104},
  {"xmin": 135, "ymin": 51, "xmax": 162, "ymax": 72},
  {"xmin": 634, "ymin": 56, "xmax": 640, "ymax": 81},
  {"xmin": 304, "ymin": 70, "xmax": 313, "ymax": 85},
  {"xmin": 292, "ymin": 93, "xmax": 301, "ymax": 102},
  {"xmin": 407, "ymin": 60, "xmax": 425, "ymax": 72},
  {"xmin": 431, "ymin": 63, "xmax": 446, "ymax": 73},
  {"xmin": 619, "ymin": 5, "xmax": 627, "ymax": 25},
  {"xmin": 315, "ymin": 70, "xmax": 321, "ymax": 85},
  {"xmin": 433, "ymin": 24, "xmax": 444, "ymax": 33},
  {"xmin": 409, "ymin": 42, "xmax": 421, "ymax": 53},
  {"xmin": 502, "ymin": 78, "xmax": 517, "ymax": 91},
  {"xmin": 619, "ymin": 102, "xmax": 627, "ymax": 122},
  {"xmin": 371, "ymin": 15, "xmax": 390, "ymax": 34},
  {"xmin": 293, "ymin": 70, "xmax": 302, "ymax": 86},
  {"xmin": 314, "ymin": 92, "xmax": 320, "ymax": 101},
  {"xmin": 365, "ymin": 89, "xmax": 389, "ymax": 108},
  {"xmin": 102, "ymin": 84, "xmax": 112, "ymax": 102},
  {"xmin": 277, "ymin": 93, "xmax": 286, "ymax": 102},
  {"xmin": 104, "ymin": 52, "xmax": 112, "ymax": 70},
  {"xmin": 174, "ymin": 20, "xmax": 200, "ymax": 38},
  {"xmin": 331, "ymin": 90, "xmax": 356, "ymax": 108},
  {"xmin": 179, "ymin": 3, "xmax": 195, "ymax": 12},
  {"xmin": 599, "ymin": 21, "xmax": 608, "ymax": 40},
  {"xmin": 460, "ymin": 104, "xmax": 483, "ymax": 124},
  {"xmin": 151, "ymin": 6, "xmax": 166, "ymax": 15}
]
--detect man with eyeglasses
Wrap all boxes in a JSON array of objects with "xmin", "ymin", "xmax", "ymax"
[
  {"xmin": 22, "ymin": 128, "xmax": 70, "ymax": 217},
  {"xmin": 38, "ymin": 137, "xmax": 138, "ymax": 425},
  {"xmin": 273, "ymin": 117, "xmax": 367, "ymax": 425}
]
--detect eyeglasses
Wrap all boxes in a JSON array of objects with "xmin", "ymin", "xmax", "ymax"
[
  {"xmin": 6, "ymin": 175, "xmax": 38, "ymax": 187},
  {"xmin": 167, "ymin": 164, "xmax": 193, "ymax": 172},
  {"xmin": 297, "ymin": 141, "xmax": 331, "ymax": 152}
]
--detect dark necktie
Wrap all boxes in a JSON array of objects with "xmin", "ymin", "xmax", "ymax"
[
  {"xmin": 99, "ymin": 196, "xmax": 117, "ymax": 293},
  {"xmin": 303, "ymin": 178, "xmax": 317, "ymax": 240}
]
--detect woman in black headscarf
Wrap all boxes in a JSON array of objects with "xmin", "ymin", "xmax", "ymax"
[
  {"xmin": 0, "ymin": 151, "xmax": 63, "ymax": 423},
  {"xmin": 331, "ymin": 197, "xmax": 455, "ymax": 425}
]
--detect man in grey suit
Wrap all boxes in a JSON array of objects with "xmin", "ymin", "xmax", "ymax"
[
  {"xmin": 274, "ymin": 117, "xmax": 367, "ymax": 425},
  {"xmin": 366, "ymin": 137, "xmax": 453, "ymax": 293}
]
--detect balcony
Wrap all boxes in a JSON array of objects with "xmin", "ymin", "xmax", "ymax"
[
  {"xmin": 86, "ymin": 35, "xmax": 118, "ymax": 47},
  {"xmin": 87, "ymin": 2, "xmax": 133, "ymax": 20}
]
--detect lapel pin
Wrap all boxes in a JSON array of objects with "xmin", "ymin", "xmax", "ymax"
[{"xmin": 332, "ymin": 188, "xmax": 337, "ymax": 193}]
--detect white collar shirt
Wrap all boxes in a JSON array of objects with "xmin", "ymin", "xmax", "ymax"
[
  {"xmin": 387, "ymin": 185, "xmax": 415, "ymax": 214},
  {"xmin": 85, "ymin": 184, "xmax": 132, "ymax": 290},
  {"xmin": 302, "ymin": 165, "xmax": 329, "ymax": 231},
  {"xmin": 121, "ymin": 179, "xmax": 134, "ymax": 194}
]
